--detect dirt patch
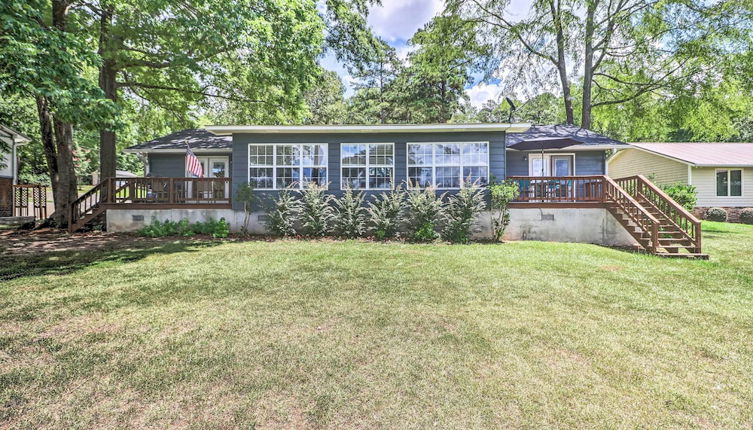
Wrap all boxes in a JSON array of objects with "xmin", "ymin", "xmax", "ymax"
[{"xmin": 0, "ymin": 229, "xmax": 180, "ymax": 257}]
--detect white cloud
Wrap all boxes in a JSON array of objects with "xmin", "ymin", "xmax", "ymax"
[
  {"xmin": 368, "ymin": 0, "xmax": 443, "ymax": 42},
  {"xmin": 465, "ymin": 82, "xmax": 504, "ymax": 108}
]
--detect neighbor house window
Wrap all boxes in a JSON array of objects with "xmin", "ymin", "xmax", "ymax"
[
  {"xmin": 340, "ymin": 143, "xmax": 394, "ymax": 190},
  {"xmin": 248, "ymin": 144, "xmax": 327, "ymax": 190},
  {"xmin": 716, "ymin": 169, "xmax": 742, "ymax": 197},
  {"xmin": 407, "ymin": 142, "xmax": 489, "ymax": 189}
]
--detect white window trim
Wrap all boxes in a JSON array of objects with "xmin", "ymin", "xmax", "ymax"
[
  {"xmin": 527, "ymin": 153, "xmax": 576, "ymax": 176},
  {"xmin": 715, "ymin": 168, "xmax": 744, "ymax": 198},
  {"xmin": 406, "ymin": 141, "xmax": 491, "ymax": 190},
  {"xmin": 247, "ymin": 143, "xmax": 328, "ymax": 190},
  {"xmin": 339, "ymin": 142, "xmax": 395, "ymax": 190}
]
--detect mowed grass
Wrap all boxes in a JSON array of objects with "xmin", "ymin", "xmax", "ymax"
[{"xmin": 1, "ymin": 222, "xmax": 752, "ymax": 429}]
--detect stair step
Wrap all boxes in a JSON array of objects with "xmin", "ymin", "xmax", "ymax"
[{"xmin": 656, "ymin": 253, "xmax": 710, "ymax": 260}]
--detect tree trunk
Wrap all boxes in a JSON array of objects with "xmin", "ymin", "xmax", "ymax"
[
  {"xmin": 35, "ymin": 96, "xmax": 65, "ymax": 226},
  {"xmin": 98, "ymin": 5, "xmax": 118, "ymax": 181},
  {"xmin": 551, "ymin": 0, "xmax": 575, "ymax": 124},
  {"xmin": 581, "ymin": 2, "xmax": 597, "ymax": 129},
  {"xmin": 53, "ymin": 119, "xmax": 78, "ymax": 226}
]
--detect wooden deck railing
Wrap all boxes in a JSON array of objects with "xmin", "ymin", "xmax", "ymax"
[
  {"xmin": 108, "ymin": 177, "xmax": 232, "ymax": 206},
  {"xmin": 508, "ymin": 176, "xmax": 606, "ymax": 202},
  {"xmin": 69, "ymin": 177, "xmax": 231, "ymax": 232},
  {"xmin": 615, "ymin": 175, "xmax": 702, "ymax": 252},
  {"xmin": 12, "ymin": 184, "xmax": 48, "ymax": 219}
]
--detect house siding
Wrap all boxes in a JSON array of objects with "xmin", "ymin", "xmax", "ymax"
[
  {"xmin": 231, "ymin": 131, "xmax": 506, "ymax": 211},
  {"xmin": 506, "ymin": 150, "xmax": 606, "ymax": 176},
  {"xmin": 608, "ymin": 148, "xmax": 688, "ymax": 184},
  {"xmin": 149, "ymin": 152, "xmax": 232, "ymax": 178},
  {"xmin": 691, "ymin": 166, "xmax": 753, "ymax": 208}
]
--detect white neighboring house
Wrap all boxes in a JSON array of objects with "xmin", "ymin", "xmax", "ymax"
[
  {"xmin": 608, "ymin": 142, "xmax": 753, "ymax": 220},
  {"xmin": 0, "ymin": 125, "xmax": 31, "ymax": 217},
  {"xmin": 0, "ymin": 125, "xmax": 30, "ymax": 184}
]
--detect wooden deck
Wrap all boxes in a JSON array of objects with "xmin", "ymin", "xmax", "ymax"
[
  {"xmin": 69, "ymin": 177, "xmax": 231, "ymax": 232},
  {"xmin": 68, "ymin": 175, "xmax": 705, "ymax": 258},
  {"xmin": 508, "ymin": 175, "xmax": 705, "ymax": 258}
]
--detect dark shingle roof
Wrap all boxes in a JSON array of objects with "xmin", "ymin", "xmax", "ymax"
[
  {"xmin": 126, "ymin": 128, "xmax": 231, "ymax": 151},
  {"xmin": 506, "ymin": 124, "xmax": 626, "ymax": 147}
]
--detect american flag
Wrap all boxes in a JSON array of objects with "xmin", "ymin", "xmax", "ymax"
[{"xmin": 185, "ymin": 142, "xmax": 203, "ymax": 177}]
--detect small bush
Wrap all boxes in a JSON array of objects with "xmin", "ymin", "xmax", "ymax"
[
  {"xmin": 660, "ymin": 183, "xmax": 697, "ymax": 211},
  {"xmin": 367, "ymin": 189, "xmax": 404, "ymax": 240},
  {"xmin": 333, "ymin": 187, "xmax": 366, "ymax": 238},
  {"xmin": 705, "ymin": 207, "xmax": 728, "ymax": 222},
  {"xmin": 441, "ymin": 184, "xmax": 486, "ymax": 243},
  {"xmin": 405, "ymin": 187, "xmax": 444, "ymax": 242},
  {"xmin": 739, "ymin": 208, "xmax": 753, "ymax": 225},
  {"xmin": 139, "ymin": 217, "xmax": 230, "ymax": 238},
  {"xmin": 235, "ymin": 182, "xmax": 255, "ymax": 235},
  {"xmin": 192, "ymin": 218, "xmax": 230, "ymax": 238},
  {"xmin": 489, "ymin": 180, "xmax": 520, "ymax": 241},
  {"xmin": 296, "ymin": 183, "xmax": 334, "ymax": 236},
  {"xmin": 266, "ymin": 187, "xmax": 299, "ymax": 237}
]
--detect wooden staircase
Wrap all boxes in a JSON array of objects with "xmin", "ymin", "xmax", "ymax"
[
  {"xmin": 608, "ymin": 175, "xmax": 706, "ymax": 259},
  {"xmin": 68, "ymin": 180, "xmax": 113, "ymax": 233}
]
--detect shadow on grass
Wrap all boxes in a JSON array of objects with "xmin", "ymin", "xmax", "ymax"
[{"xmin": 0, "ymin": 239, "xmax": 225, "ymax": 281}]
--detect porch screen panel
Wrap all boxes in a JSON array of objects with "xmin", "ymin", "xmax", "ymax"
[
  {"xmin": 407, "ymin": 142, "xmax": 489, "ymax": 189},
  {"xmin": 248, "ymin": 144, "xmax": 327, "ymax": 190}
]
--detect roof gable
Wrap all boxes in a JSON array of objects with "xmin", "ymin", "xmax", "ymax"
[
  {"xmin": 629, "ymin": 143, "xmax": 753, "ymax": 167},
  {"xmin": 126, "ymin": 128, "xmax": 231, "ymax": 151},
  {"xmin": 506, "ymin": 124, "xmax": 626, "ymax": 147}
]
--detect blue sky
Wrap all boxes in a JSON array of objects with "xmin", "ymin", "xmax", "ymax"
[{"xmin": 320, "ymin": 0, "xmax": 533, "ymax": 107}]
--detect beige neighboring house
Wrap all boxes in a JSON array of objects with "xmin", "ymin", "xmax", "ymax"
[{"xmin": 608, "ymin": 142, "xmax": 753, "ymax": 220}]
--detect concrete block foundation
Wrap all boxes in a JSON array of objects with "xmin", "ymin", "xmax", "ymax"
[{"xmin": 107, "ymin": 206, "xmax": 638, "ymax": 247}]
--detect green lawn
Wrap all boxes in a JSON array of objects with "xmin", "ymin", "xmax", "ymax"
[{"xmin": 2, "ymin": 222, "xmax": 752, "ymax": 429}]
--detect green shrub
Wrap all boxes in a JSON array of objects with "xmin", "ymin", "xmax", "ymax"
[
  {"xmin": 333, "ymin": 187, "xmax": 366, "ymax": 238},
  {"xmin": 705, "ymin": 207, "xmax": 728, "ymax": 222},
  {"xmin": 489, "ymin": 180, "xmax": 520, "ymax": 241},
  {"xmin": 405, "ymin": 187, "xmax": 444, "ymax": 242},
  {"xmin": 739, "ymin": 208, "xmax": 753, "ymax": 225},
  {"xmin": 192, "ymin": 218, "xmax": 230, "ymax": 238},
  {"xmin": 138, "ymin": 217, "xmax": 230, "ymax": 238},
  {"xmin": 660, "ymin": 183, "xmax": 697, "ymax": 211},
  {"xmin": 367, "ymin": 189, "xmax": 404, "ymax": 240},
  {"xmin": 441, "ymin": 184, "xmax": 486, "ymax": 243},
  {"xmin": 266, "ymin": 187, "xmax": 299, "ymax": 237},
  {"xmin": 296, "ymin": 183, "xmax": 334, "ymax": 236},
  {"xmin": 235, "ymin": 182, "xmax": 255, "ymax": 235}
]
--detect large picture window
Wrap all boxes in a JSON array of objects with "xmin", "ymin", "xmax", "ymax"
[
  {"xmin": 716, "ymin": 169, "xmax": 742, "ymax": 197},
  {"xmin": 407, "ymin": 142, "xmax": 489, "ymax": 189},
  {"xmin": 248, "ymin": 144, "xmax": 327, "ymax": 190},
  {"xmin": 340, "ymin": 143, "xmax": 394, "ymax": 190}
]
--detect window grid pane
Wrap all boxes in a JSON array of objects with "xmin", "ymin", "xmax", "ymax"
[
  {"xmin": 407, "ymin": 142, "xmax": 488, "ymax": 189},
  {"xmin": 340, "ymin": 143, "xmax": 394, "ymax": 190},
  {"xmin": 717, "ymin": 170, "xmax": 729, "ymax": 196},
  {"xmin": 369, "ymin": 167, "xmax": 393, "ymax": 189},
  {"xmin": 342, "ymin": 167, "xmax": 366, "ymax": 189},
  {"xmin": 369, "ymin": 143, "xmax": 394, "ymax": 165},
  {"xmin": 408, "ymin": 144, "xmax": 433, "ymax": 165},
  {"xmin": 731, "ymin": 169, "xmax": 742, "ymax": 196},
  {"xmin": 249, "ymin": 144, "xmax": 327, "ymax": 190}
]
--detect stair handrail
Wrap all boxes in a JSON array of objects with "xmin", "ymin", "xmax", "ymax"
[
  {"xmin": 615, "ymin": 175, "xmax": 702, "ymax": 253},
  {"xmin": 602, "ymin": 176, "xmax": 661, "ymax": 253},
  {"xmin": 68, "ymin": 179, "xmax": 111, "ymax": 232}
]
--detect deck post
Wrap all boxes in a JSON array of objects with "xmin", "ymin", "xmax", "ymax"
[{"xmin": 168, "ymin": 178, "xmax": 175, "ymax": 204}]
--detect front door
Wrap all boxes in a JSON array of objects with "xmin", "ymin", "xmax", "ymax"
[
  {"xmin": 551, "ymin": 155, "xmax": 572, "ymax": 176},
  {"xmin": 528, "ymin": 154, "xmax": 573, "ymax": 176},
  {"xmin": 191, "ymin": 156, "xmax": 229, "ymax": 200}
]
